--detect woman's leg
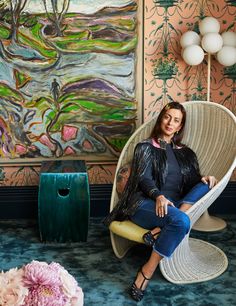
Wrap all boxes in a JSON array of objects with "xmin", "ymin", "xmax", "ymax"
[
  {"xmin": 133, "ymin": 251, "xmax": 162, "ymax": 290},
  {"xmin": 131, "ymin": 199, "xmax": 190, "ymax": 257},
  {"xmin": 179, "ymin": 203, "xmax": 192, "ymax": 212},
  {"xmin": 178, "ymin": 182, "xmax": 210, "ymax": 212},
  {"xmin": 131, "ymin": 199, "xmax": 161, "ymax": 241},
  {"xmin": 130, "ymin": 199, "xmax": 190, "ymax": 299},
  {"xmin": 150, "ymin": 227, "xmax": 161, "ymax": 236}
]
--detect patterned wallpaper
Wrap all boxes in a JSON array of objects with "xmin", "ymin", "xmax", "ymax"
[
  {"xmin": 0, "ymin": 0, "xmax": 235, "ymax": 185},
  {"xmin": 0, "ymin": 163, "xmax": 116, "ymax": 186},
  {"xmin": 144, "ymin": 0, "xmax": 235, "ymax": 120}
]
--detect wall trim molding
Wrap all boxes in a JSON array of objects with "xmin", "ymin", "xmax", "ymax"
[{"xmin": 0, "ymin": 182, "xmax": 235, "ymax": 219}]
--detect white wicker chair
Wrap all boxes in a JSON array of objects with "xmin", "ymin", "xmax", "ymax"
[{"xmin": 109, "ymin": 101, "xmax": 236, "ymax": 284}]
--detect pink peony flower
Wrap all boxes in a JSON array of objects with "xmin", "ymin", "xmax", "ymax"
[
  {"xmin": 0, "ymin": 286, "xmax": 29, "ymax": 306},
  {"xmin": 1, "ymin": 267, "xmax": 25, "ymax": 287},
  {"xmin": 23, "ymin": 285, "xmax": 67, "ymax": 306},
  {"xmin": 0, "ymin": 261, "xmax": 84, "ymax": 306},
  {"xmin": 69, "ymin": 287, "xmax": 84, "ymax": 306},
  {"xmin": 23, "ymin": 261, "xmax": 61, "ymax": 287},
  {"xmin": 58, "ymin": 264, "xmax": 84, "ymax": 306},
  {"xmin": 0, "ymin": 268, "xmax": 28, "ymax": 306},
  {"xmin": 59, "ymin": 266, "xmax": 78, "ymax": 298}
]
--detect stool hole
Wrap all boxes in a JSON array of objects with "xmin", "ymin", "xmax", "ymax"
[{"xmin": 58, "ymin": 188, "xmax": 70, "ymax": 197}]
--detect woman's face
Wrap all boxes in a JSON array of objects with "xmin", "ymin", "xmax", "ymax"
[{"xmin": 160, "ymin": 108, "xmax": 183, "ymax": 142}]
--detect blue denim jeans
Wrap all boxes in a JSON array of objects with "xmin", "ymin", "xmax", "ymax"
[{"xmin": 130, "ymin": 182, "xmax": 210, "ymax": 257}]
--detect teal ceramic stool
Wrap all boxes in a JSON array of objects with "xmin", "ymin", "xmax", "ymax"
[{"xmin": 38, "ymin": 160, "xmax": 90, "ymax": 242}]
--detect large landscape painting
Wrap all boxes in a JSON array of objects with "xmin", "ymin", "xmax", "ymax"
[{"xmin": 0, "ymin": 0, "xmax": 138, "ymax": 160}]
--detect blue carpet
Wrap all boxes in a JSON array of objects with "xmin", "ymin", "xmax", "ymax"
[{"xmin": 0, "ymin": 216, "xmax": 235, "ymax": 306}]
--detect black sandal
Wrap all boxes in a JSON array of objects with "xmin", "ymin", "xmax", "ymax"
[
  {"xmin": 129, "ymin": 269, "xmax": 150, "ymax": 302},
  {"xmin": 143, "ymin": 230, "xmax": 160, "ymax": 247}
]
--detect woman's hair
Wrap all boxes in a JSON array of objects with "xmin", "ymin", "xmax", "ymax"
[{"xmin": 150, "ymin": 101, "xmax": 186, "ymax": 146}]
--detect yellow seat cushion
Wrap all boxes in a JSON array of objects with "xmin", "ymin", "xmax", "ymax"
[{"xmin": 109, "ymin": 220, "xmax": 148, "ymax": 244}]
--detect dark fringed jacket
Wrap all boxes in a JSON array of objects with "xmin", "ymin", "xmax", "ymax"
[{"xmin": 103, "ymin": 139, "xmax": 202, "ymax": 226}]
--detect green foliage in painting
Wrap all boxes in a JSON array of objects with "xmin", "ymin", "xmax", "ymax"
[
  {"xmin": 14, "ymin": 69, "xmax": 31, "ymax": 89},
  {"xmin": 24, "ymin": 79, "xmax": 136, "ymax": 138},
  {"xmin": 0, "ymin": 25, "xmax": 10, "ymax": 39},
  {"xmin": 54, "ymin": 37, "xmax": 137, "ymax": 54},
  {"xmin": 0, "ymin": 83, "xmax": 23, "ymax": 101},
  {"xmin": 107, "ymin": 137, "xmax": 130, "ymax": 152}
]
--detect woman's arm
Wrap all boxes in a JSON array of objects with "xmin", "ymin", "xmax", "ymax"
[
  {"xmin": 178, "ymin": 147, "xmax": 218, "ymax": 192},
  {"xmin": 186, "ymin": 148, "xmax": 218, "ymax": 188},
  {"xmin": 138, "ymin": 158, "xmax": 161, "ymax": 200},
  {"xmin": 133, "ymin": 143, "xmax": 162, "ymax": 200}
]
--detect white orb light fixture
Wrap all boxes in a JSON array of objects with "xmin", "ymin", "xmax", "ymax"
[
  {"xmin": 181, "ymin": 17, "xmax": 236, "ymax": 100},
  {"xmin": 199, "ymin": 17, "xmax": 220, "ymax": 35},
  {"xmin": 182, "ymin": 45, "xmax": 205, "ymax": 65},
  {"xmin": 216, "ymin": 46, "xmax": 236, "ymax": 66},
  {"xmin": 180, "ymin": 16, "xmax": 236, "ymax": 232},
  {"xmin": 180, "ymin": 31, "xmax": 201, "ymax": 48},
  {"xmin": 221, "ymin": 31, "xmax": 236, "ymax": 47},
  {"xmin": 201, "ymin": 33, "xmax": 223, "ymax": 53}
]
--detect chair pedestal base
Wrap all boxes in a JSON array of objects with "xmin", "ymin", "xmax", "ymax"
[
  {"xmin": 159, "ymin": 237, "xmax": 228, "ymax": 284},
  {"xmin": 192, "ymin": 210, "xmax": 227, "ymax": 232}
]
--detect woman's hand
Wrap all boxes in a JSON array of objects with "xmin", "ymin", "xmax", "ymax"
[
  {"xmin": 201, "ymin": 176, "xmax": 218, "ymax": 188},
  {"xmin": 156, "ymin": 195, "xmax": 175, "ymax": 217}
]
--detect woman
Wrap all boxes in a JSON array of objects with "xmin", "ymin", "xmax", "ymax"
[{"xmin": 104, "ymin": 102, "xmax": 217, "ymax": 302}]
